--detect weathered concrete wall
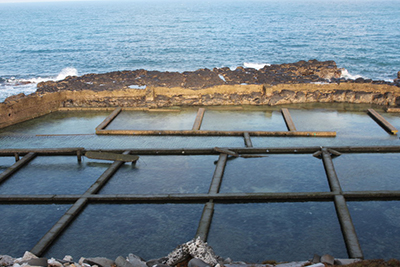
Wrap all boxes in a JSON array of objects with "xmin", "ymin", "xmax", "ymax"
[
  {"xmin": 0, "ymin": 92, "xmax": 65, "ymax": 129},
  {"xmin": 1, "ymin": 83, "xmax": 400, "ymax": 129}
]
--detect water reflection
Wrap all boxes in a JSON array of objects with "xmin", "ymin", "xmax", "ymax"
[
  {"xmin": 201, "ymin": 110, "xmax": 287, "ymax": 131},
  {"xmin": 334, "ymin": 154, "xmax": 400, "ymax": 191},
  {"xmin": 0, "ymin": 156, "xmax": 109, "ymax": 195},
  {"xmin": 45, "ymin": 204, "xmax": 203, "ymax": 260},
  {"xmin": 208, "ymin": 202, "xmax": 347, "ymax": 263},
  {"xmin": 220, "ymin": 155, "xmax": 329, "ymax": 193},
  {"xmin": 348, "ymin": 201, "xmax": 400, "ymax": 260},
  {"xmin": 0, "ymin": 111, "xmax": 110, "ymax": 135},
  {"xmin": 0, "ymin": 157, "xmax": 15, "ymax": 171},
  {"xmin": 0, "ymin": 204, "xmax": 71, "ymax": 257},
  {"xmin": 100, "ymin": 156, "xmax": 216, "ymax": 194},
  {"xmin": 106, "ymin": 109, "xmax": 198, "ymax": 130}
]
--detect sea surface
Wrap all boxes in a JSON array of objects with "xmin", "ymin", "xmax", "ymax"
[{"xmin": 0, "ymin": 0, "xmax": 399, "ymax": 102}]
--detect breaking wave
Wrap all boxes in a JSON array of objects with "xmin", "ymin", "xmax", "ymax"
[
  {"xmin": 55, "ymin": 67, "xmax": 79, "ymax": 81},
  {"xmin": 0, "ymin": 67, "xmax": 78, "ymax": 102},
  {"xmin": 243, "ymin": 62, "xmax": 271, "ymax": 70},
  {"xmin": 340, "ymin": 68, "xmax": 363, "ymax": 80}
]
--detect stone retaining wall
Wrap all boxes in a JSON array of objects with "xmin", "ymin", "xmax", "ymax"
[{"xmin": 1, "ymin": 82, "xmax": 400, "ymax": 129}]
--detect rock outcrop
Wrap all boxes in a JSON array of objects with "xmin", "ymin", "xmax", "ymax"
[
  {"xmin": 2, "ymin": 60, "xmax": 400, "ymax": 129},
  {"xmin": 35, "ymin": 60, "xmax": 399, "ymax": 95},
  {"xmin": 36, "ymin": 60, "xmax": 346, "ymax": 94}
]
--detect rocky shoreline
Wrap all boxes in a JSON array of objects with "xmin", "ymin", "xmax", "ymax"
[
  {"xmin": 2, "ymin": 60, "xmax": 400, "ymax": 129},
  {"xmin": 35, "ymin": 60, "xmax": 399, "ymax": 94},
  {"xmin": 2, "ymin": 238, "xmax": 398, "ymax": 267}
]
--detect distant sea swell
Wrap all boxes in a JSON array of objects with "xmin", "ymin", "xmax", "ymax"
[{"xmin": 0, "ymin": 0, "xmax": 399, "ymax": 102}]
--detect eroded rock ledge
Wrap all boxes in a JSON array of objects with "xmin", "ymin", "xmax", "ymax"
[
  {"xmin": 36, "ymin": 60, "xmax": 345, "ymax": 93},
  {"xmin": 36, "ymin": 59, "xmax": 399, "ymax": 94},
  {"xmin": 1, "ymin": 60, "xmax": 400, "ymax": 129}
]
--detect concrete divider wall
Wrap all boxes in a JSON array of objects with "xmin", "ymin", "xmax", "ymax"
[
  {"xmin": 0, "ymin": 92, "xmax": 65, "ymax": 129},
  {"xmin": 1, "ymin": 83, "xmax": 400, "ymax": 129}
]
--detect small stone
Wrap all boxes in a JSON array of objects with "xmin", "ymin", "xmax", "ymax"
[
  {"xmin": 0, "ymin": 255, "xmax": 15, "ymax": 266},
  {"xmin": 334, "ymin": 259, "xmax": 362, "ymax": 265},
  {"xmin": 127, "ymin": 254, "xmax": 147, "ymax": 267},
  {"xmin": 166, "ymin": 237, "xmax": 219, "ymax": 267},
  {"xmin": 84, "ymin": 258, "xmax": 114, "ymax": 267},
  {"xmin": 63, "ymin": 256, "xmax": 73, "ymax": 262},
  {"xmin": 27, "ymin": 258, "xmax": 48, "ymax": 267},
  {"xmin": 151, "ymin": 265, "xmax": 170, "ymax": 267},
  {"xmin": 146, "ymin": 258, "xmax": 168, "ymax": 267},
  {"xmin": 188, "ymin": 259, "xmax": 210, "ymax": 267},
  {"xmin": 311, "ymin": 254, "xmax": 320, "ymax": 264},
  {"xmin": 22, "ymin": 252, "xmax": 39, "ymax": 261},
  {"xmin": 274, "ymin": 261, "xmax": 310, "ymax": 267},
  {"xmin": 79, "ymin": 258, "xmax": 86, "ymax": 266},
  {"xmin": 48, "ymin": 258, "xmax": 63, "ymax": 267},
  {"xmin": 115, "ymin": 256, "xmax": 134, "ymax": 267},
  {"xmin": 223, "ymin": 258, "xmax": 232, "ymax": 264},
  {"xmin": 320, "ymin": 254, "xmax": 335, "ymax": 265}
]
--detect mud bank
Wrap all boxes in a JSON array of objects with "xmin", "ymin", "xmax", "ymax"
[{"xmin": 1, "ymin": 60, "xmax": 400, "ymax": 129}]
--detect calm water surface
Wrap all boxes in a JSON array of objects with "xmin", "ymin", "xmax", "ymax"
[
  {"xmin": 1, "ymin": 104, "xmax": 400, "ymax": 260},
  {"xmin": 44, "ymin": 204, "xmax": 203, "ymax": 260}
]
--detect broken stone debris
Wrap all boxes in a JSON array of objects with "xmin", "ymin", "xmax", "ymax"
[
  {"xmin": 1, "ymin": 239, "xmax": 362, "ymax": 267},
  {"xmin": 166, "ymin": 237, "xmax": 221, "ymax": 266}
]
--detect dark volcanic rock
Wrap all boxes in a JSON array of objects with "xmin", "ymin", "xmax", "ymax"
[
  {"xmin": 35, "ymin": 60, "xmax": 400, "ymax": 95},
  {"xmin": 37, "ymin": 60, "xmax": 344, "ymax": 93}
]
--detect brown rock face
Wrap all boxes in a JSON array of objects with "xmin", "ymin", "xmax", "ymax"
[{"xmin": 37, "ymin": 60, "xmax": 344, "ymax": 93}]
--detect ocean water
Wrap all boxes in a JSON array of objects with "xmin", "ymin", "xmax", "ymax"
[{"xmin": 0, "ymin": 0, "xmax": 399, "ymax": 102}]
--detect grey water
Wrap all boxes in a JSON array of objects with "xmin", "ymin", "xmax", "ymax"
[
  {"xmin": 347, "ymin": 201, "xmax": 400, "ymax": 260},
  {"xmin": 207, "ymin": 202, "xmax": 348, "ymax": 262},
  {"xmin": 0, "ymin": 156, "xmax": 110, "ymax": 195},
  {"xmin": 334, "ymin": 154, "xmax": 400, "ymax": 191},
  {"xmin": 1, "ymin": 104, "xmax": 400, "ymax": 148},
  {"xmin": 99, "ymin": 155, "xmax": 217, "ymax": 194},
  {"xmin": 1, "ymin": 104, "xmax": 400, "ymax": 261},
  {"xmin": 220, "ymin": 154, "xmax": 329, "ymax": 193},
  {"xmin": 44, "ymin": 204, "xmax": 204, "ymax": 260},
  {"xmin": 0, "ymin": 204, "xmax": 71, "ymax": 257}
]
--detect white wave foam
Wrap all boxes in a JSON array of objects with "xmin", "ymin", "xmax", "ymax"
[
  {"xmin": 340, "ymin": 68, "xmax": 363, "ymax": 80},
  {"xmin": 0, "ymin": 67, "xmax": 78, "ymax": 102},
  {"xmin": 55, "ymin": 67, "xmax": 78, "ymax": 81},
  {"xmin": 244, "ymin": 62, "xmax": 270, "ymax": 70},
  {"xmin": 0, "ymin": 83, "xmax": 38, "ymax": 102},
  {"xmin": 4, "ymin": 67, "xmax": 79, "ymax": 86}
]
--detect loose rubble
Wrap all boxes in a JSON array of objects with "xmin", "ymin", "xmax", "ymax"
[{"xmin": 3, "ymin": 237, "xmax": 397, "ymax": 267}]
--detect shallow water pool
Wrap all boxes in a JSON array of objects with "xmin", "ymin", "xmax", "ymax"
[
  {"xmin": 348, "ymin": 201, "xmax": 400, "ymax": 260},
  {"xmin": 207, "ymin": 202, "xmax": 348, "ymax": 262},
  {"xmin": 220, "ymin": 154, "xmax": 329, "ymax": 193},
  {"xmin": 0, "ymin": 204, "xmax": 71, "ymax": 257},
  {"xmin": 99, "ymin": 155, "xmax": 217, "ymax": 194},
  {"xmin": 44, "ymin": 204, "xmax": 204, "ymax": 260},
  {"xmin": 0, "ymin": 156, "xmax": 110, "ymax": 195},
  {"xmin": 334, "ymin": 154, "xmax": 400, "ymax": 191}
]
